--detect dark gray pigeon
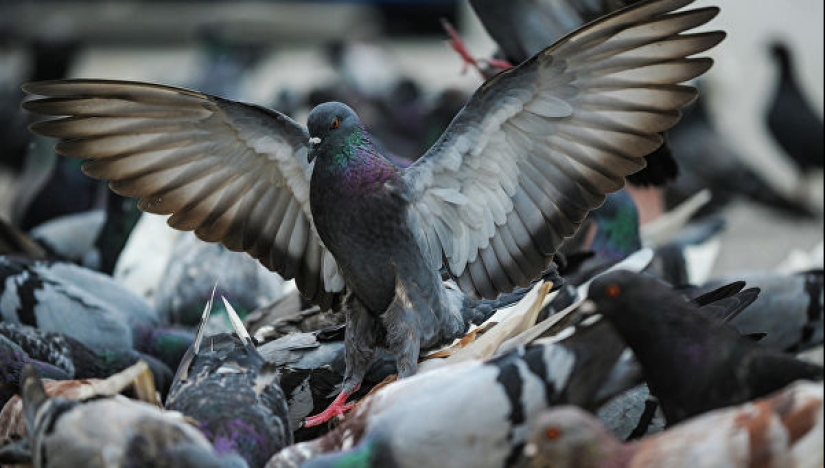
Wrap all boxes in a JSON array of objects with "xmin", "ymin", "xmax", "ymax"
[
  {"xmin": 583, "ymin": 270, "xmax": 824, "ymax": 425},
  {"xmin": 22, "ymin": 0, "xmax": 724, "ymax": 427},
  {"xmin": 766, "ymin": 42, "xmax": 824, "ymax": 172}
]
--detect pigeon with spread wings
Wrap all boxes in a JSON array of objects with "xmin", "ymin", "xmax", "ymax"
[{"xmin": 22, "ymin": 0, "xmax": 724, "ymax": 427}]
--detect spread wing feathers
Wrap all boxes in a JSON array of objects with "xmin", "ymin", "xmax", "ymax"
[
  {"xmin": 404, "ymin": 0, "xmax": 723, "ymax": 299},
  {"xmin": 22, "ymin": 80, "xmax": 345, "ymax": 308}
]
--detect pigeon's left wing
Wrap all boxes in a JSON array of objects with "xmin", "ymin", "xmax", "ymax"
[
  {"xmin": 404, "ymin": 0, "xmax": 724, "ymax": 299},
  {"xmin": 22, "ymin": 80, "xmax": 345, "ymax": 309}
]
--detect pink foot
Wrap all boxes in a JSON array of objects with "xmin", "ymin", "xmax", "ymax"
[
  {"xmin": 302, "ymin": 388, "xmax": 358, "ymax": 428},
  {"xmin": 441, "ymin": 19, "xmax": 479, "ymax": 75}
]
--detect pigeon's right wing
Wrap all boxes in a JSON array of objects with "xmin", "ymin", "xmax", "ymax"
[
  {"xmin": 404, "ymin": 0, "xmax": 724, "ymax": 299},
  {"xmin": 23, "ymin": 80, "xmax": 345, "ymax": 309}
]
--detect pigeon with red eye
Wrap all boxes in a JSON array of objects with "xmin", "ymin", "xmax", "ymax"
[
  {"xmin": 22, "ymin": 0, "xmax": 724, "ymax": 428},
  {"xmin": 583, "ymin": 270, "xmax": 824, "ymax": 425}
]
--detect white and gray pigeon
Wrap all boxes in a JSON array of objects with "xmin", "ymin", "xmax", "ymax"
[
  {"xmin": 267, "ymin": 317, "xmax": 632, "ymax": 468},
  {"xmin": 693, "ymin": 269, "xmax": 824, "ymax": 353},
  {"xmin": 22, "ymin": 0, "xmax": 725, "ymax": 426},
  {"xmin": 0, "ymin": 256, "xmax": 161, "ymax": 350}
]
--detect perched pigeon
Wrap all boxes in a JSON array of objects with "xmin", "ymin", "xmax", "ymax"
[
  {"xmin": 521, "ymin": 381, "xmax": 823, "ymax": 468},
  {"xmin": 22, "ymin": 0, "xmax": 724, "ymax": 426},
  {"xmin": 766, "ymin": 42, "xmax": 824, "ymax": 172},
  {"xmin": 584, "ymin": 270, "xmax": 824, "ymax": 424},
  {"xmin": 267, "ymin": 317, "xmax": 631, "ymax": 468},
  {"xmin": 0, "ymin": 365, "xmax": 246, "ymax": 468},
  {"xmin": 663, "ymin": 85, "xmax": 813, "ymax": 217},
  {"xmin": 166, "ymin": 297, "xmax": 292, "ymax": 467}
]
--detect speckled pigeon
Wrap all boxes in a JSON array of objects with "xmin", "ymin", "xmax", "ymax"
[
  {"xmin": 583, "ymin": 270, "xmax": 824, "ymax": 425},
  {"xmin": 0, "ymin": 322, "xmax": 174, "ymax": 396},
  {"xmin": 1, "ymin": 365, "xmax": 247, "ymax": 468},
  {"xmin": 22, "ymin": 0, "xmax": 725, "ymax": 426},
  {"xmin": 165, "ymin": 297, "xmax": 292, "ymax": 467},
  {"xmin": 521, "ymin": 381, "xmax": 823, "ymax": 468}
]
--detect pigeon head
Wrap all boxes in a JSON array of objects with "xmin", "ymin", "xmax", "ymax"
[
  {"xmin": 582, "ymin": 270, "xmax": 669, "ymax": 321},
  {"xmin": 306, "ymin": 102, "xmax": 363, "ymax": 163},
  {"xmin": 523, "ymin": 406, "xmax": 621, "ymax": 468}
]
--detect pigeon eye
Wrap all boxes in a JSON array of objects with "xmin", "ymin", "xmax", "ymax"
[
  {"xmin": 606, "ymin": 284, "xmax": 621, "ymax": 299},
  {"xmin": 330, "ymin": 118, "xmax": 340, "ymax": 130},
  {"xmin": 545, "ymin": 427, "xmax": 561, "ymax": 440}
]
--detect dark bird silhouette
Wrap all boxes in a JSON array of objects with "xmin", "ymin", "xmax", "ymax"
[
  {"xmin": 664, "ymin": 85, "xmax": 814, "ymax": 217},
  {"xmin": 766, "ymin": 42, "xmax": 824, "ymax": 172},
  {"xmin": 584, "ymin": 270, "xmax": 824, "ymax": 425},
  {"xmin": 22, "ymin": 0, "xmax": 724, "ymax": 427}
]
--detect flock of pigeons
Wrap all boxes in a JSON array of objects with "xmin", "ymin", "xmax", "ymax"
[{"xmin": 0, "ymin": 0, "xmax": 823, "ymax": 467}]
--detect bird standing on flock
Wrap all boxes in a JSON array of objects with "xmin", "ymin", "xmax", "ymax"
[{"xmin": 22, "ymin": 0, "xmax": 724, "ymax": 426}]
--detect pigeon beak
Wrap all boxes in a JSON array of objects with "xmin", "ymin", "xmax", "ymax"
[
  {"xmin": 578, "ymin": 299, "xmax": 598, "ymax": 315},
  {"xmin": 307, "ymin": 137, "xmax": 322, "ymax": 162}
]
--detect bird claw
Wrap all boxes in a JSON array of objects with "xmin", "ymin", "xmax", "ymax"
[{"xmin": 301, "ymin": 391, "xmax": 357, "ymax": 428}]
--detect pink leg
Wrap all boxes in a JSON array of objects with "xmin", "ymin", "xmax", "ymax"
[
  {"xmin": 441, "ymin": 19, "xmax": 480, "ymax": 75},
  {"xmin": 302, "ymin": 385, "xmax": 360, "ymax": 428},
  {"xmin": 441, "ymin": 19, "xmax": 514, "ymax": 78}
]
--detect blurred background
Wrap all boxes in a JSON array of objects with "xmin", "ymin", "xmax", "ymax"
[{"xmin": 0, "ymin": 0, "xmax": 822, "ymax": 279}]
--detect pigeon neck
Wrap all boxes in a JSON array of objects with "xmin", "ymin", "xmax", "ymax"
[{"xmin": 327, "ymin": 126, "xmax": 377, "ymax": 170}]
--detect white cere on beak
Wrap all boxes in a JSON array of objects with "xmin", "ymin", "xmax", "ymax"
[
  {"xmin": 309, "ymin": 137, "xmax": 322, "ymax": 145},
  {"xmin": 578, "ymin": 299, "xmax": 598, "ymax": 315}
]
